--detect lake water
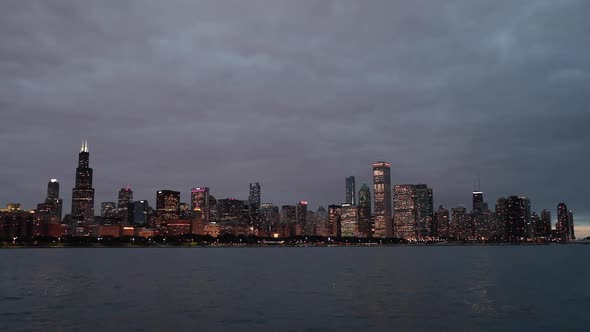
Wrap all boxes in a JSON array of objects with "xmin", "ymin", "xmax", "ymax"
[{"xmin": 1, "ymin": 246, "xmax": 589, "ymax": 331}]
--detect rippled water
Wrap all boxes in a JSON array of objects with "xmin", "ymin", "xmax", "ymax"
[{"xmin": 1, "ymin": 246, "xmax": 589, "ymax": 331}]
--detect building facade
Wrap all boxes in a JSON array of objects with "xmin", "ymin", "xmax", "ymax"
[
  {"xmin": 345, "ymin": 176, "xmax": 356, "ymax": 206},
  {"xmin": 373, "ymin": 161, "xmax": 392, "ymax": 238},
  {"xmin": 71, "ymin": 141, "xmax": 95, "ymax": 228}
]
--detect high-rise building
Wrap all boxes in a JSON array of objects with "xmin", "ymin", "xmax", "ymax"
[
  {"xmin": 530, "ymin": 212, "xmax": 540, "ymax": 239},
  {"xmin": 47, "ymin": 179, "xmax": 60, "ymax": 202},
  {"xmin": 156, "ymin": 190, "xmax": 180, "ymax": 220},
  {"xmin": 415, "ymin": 184, "xmax": 433, "ymax": 238},
  {"xmin": 569, "ymin": 210, "xmax": 575, "ymax": 240},
  {"xmin": 393, "ymin": 184, "xmax": 416, "ymax": 239},
  {"xmin": 37, "ymin": 179, "xmax": 63, "ymax": 220},
  {"xmin": 217, "ymin": 198, "xmax": 243, "ymax": 222},
  {"xmin": 117, "ymin": 186, "xmax": 133, "ymax": 224},
  {"xmin": 71, "ymin": 140, "xmax": 95, "ymax": 227},
  {"xmin": 472, "ymin": 191, "xmax": 484, "ymax": 212},
  {"xmin": 328, "ymin": 205, "xmax": 342, "ymax": 237},
  {"xmin": 101, "ymin": 202, "xmax": 117, "ymax": 218},
  {"xmin": 495, "ymin": 197, "xmax": 508, "ymax": 238},
  {"xmin": 208, "ymin": 195, "xmax": 218, "ymax": 222},
  {"xmin": 314, "ymin": 206, "xmax": 330, "ymax": 237},
  {"xmin": 190, "ymin": 187, "xmax": 210, "ymax": 222},
  {"xmin": 433, "ymin": 205, "xmax": 450, "ymax": 238},
  {"xmin": 340, "ymin": 203, "xmax": 359, "ymax": 237},
  {"xmin": 345, "ymin": 176, "xmax": 356, "ymax": 205},
  {"xmin": 504, "ymin": 196, "xmax": 530, "ymax": 241},
  {"xmin": 281, "ymin": 205, "xmax": 297, "ymax": 236},
  {"xmin": 451, "ymin": 205, "xmax": 468, "ymax": 240},
  {"xmin": 539, "ymin": 209, "xmax": 552, "ymax": 238},
  {"xmin": 296, "ymin": 201, "xmax": 308, "ymax": 236},
  {"xmin": 260, "ymin": 203, "xmax": 280, "ymax": 233},
  {"xmin": 556, "ymin": 203, "xmax": 573, "ymax": 241},
  {"xmin": 373, "ymin": 161, "xmax": 392, "ymax": 238},
  {"xmin": 358, "ymin": 183, "xmax": 372, "ymax": 237},
  {"xmin": 249, "ymin": 183, "xmax": 261, "ymax": 228},
  {"xmin": 179, "ymin": 203, "xmax": 190, "ymax": 219},
  {"xmin": 133, "ymin": 200, "xmax": 149, "ymax": 226},
  {"xmin": 248, "ymin": 183, "xmax": 261, "ymax": 207},
  {"xmin": 280, "ymin": 205, "xmax": 297, "ymax": 224}
]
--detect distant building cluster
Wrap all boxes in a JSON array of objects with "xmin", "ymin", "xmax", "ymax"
[{"xmin": 0, "ymin": 144, "xmax": 576, "ymax": 243}]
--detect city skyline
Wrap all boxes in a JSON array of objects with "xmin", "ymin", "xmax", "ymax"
[
  {"xmin": 1, "ymin": 1, "xmax": 589, "ymax": 236},
  {"xmin": 0, "ymin": 143, "xmax": 584, "ymax": 240}
]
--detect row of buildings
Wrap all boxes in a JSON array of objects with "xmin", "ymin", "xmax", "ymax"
[{"xmin": 0, "ymin": 145, "xmax": 576, "ymax": 242}]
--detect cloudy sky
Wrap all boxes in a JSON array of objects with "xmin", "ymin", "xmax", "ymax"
[{"xmin": 1, "ymin": 1, "xmax": 589, "ymax": 235}]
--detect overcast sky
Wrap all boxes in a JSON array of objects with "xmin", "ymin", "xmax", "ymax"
[{"xmin": 1, "ymin": 1, "xmax": 589, "ymax": 234}]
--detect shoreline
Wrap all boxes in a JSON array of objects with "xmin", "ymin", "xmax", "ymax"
[{"xmin": 1, "ymin": 242, "xmax": 587, "ymax": 249}]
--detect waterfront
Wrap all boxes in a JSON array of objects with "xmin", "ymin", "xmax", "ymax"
[{"xmin": 1, "ymin": 246, "xmax": 589, "ymax": 331}]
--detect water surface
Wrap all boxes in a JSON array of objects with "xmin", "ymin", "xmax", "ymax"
[{"xmin": 1, "ymin": 246, "xmax": 589, "ymax": 331}]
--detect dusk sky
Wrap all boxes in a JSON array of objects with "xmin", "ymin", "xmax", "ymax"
[{"xmin": 1, "ymin": 1, "xmax": 589, "ymax": 235}]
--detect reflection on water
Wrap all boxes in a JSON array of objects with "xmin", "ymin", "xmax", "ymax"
[{"xmin": 0, "ymin": 246, "xmax": 589, "ymax": 331}]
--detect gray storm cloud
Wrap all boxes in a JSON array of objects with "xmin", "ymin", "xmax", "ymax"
[{"xmin": 1, "ymin": 0, "xmax": 589, "ymax": 225}]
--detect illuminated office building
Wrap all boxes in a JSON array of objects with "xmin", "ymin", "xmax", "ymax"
[
  {"xmin": 190, "ymin": 187, "xmax": 210, "ymax": 222},
  {"xmin": 358, "ymin": 183, "xmax": 372, "ymax": 237},
  {"xmin": 433, "ymin": 205, "xmax": 450, "ymax": 238},
  {"xmin": 249, "ymin": 183, "xmax": 261, "ymax": 227},
  {"xmin": 101, "ymin": 202, "xmax": 117, "ymax": 219},
  {"xmin": 37, "ymin": 179, "xmax": 63, "ymax": 220},
  {"xmin": 340, "ymin": 203, "xmax": 359, "ymax": 237},
  {"xmin": 133, "ymin": 200, "xmax": 149, "ymax": 226},
  {"xmin": 415, "ymin": 184, "xmax": 433, "ymax": 238},
  {"xmin": 345, "ymin": 176, "xmax": 356, "ymax": 205},
  {"xmin": 393, "ymin": 184, "xmax": 416, "ymax": 239},
  {"xmin": 156, "ymin": 190, "xmax": 180, "ymax": 220},
  {"xmin": 328, "ymin": 205, "xmax": 342, "ymax": 237},
  {"xmin": 556, "ymin": 203, "xmax": 573, "ymax": 241},
  {"xmin": 117, "ymin": 186, "xmax": 133, "ymax": 224},
  {"xmin": 71, "ymin": 140, "xmax": 95, "ymax": 227},
  {"xmin": 373, "ymin": 161, "xmax": 392, "ymax": 238},
  {"xmin": 504, "ymin": 196, "xmax": 530, "ymax": 241}
]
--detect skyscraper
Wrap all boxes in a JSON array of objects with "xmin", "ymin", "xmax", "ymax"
[
  {"xmin": 451, "ymin": 205, "xmax": 467, "ymax": 240},
  {"xmin": 433, "ymin": 205, "xmax": 450, "ymax": 238},
  {"xmin": 415, "ymin": 184, "xmax": 433, "ymax": 238},
  {"xmin": 504, "ymin": 196, "xmax": 530, "ymax": 241},
  {"xmin": 249, "ymin": 183, "xmax": 261, "ymax": 228},
  {"xmin": 156, "ymin": 190, "xmax": 180, "ymax": 220},
  {"xmin": 569, "ymin": 210, "xmax": 575, "ymax": 240},
  {"xmin": 260, "ymin": 203, "xmax": 280, "ymax": 233},
  {"xmin": 539, "ymin": 209, "xmax": 552, "ymax": 238},
  {"xmin": 117, "ymin": 186, "xmax": 133, "ymax": 224},
  {"xmin": 101, "ymin": 202, "xmax": 117, "ymax": 218},
  {"xmin": 47, "ymin": 179, "xmax": 60, "ymax": 202},
  {"xmin": 37, "ymin": 179, "xmax": 63, "ymax": 220},
  {"xmin": 190, "ymin": 187, "xmax": 210, "ymax": 222},
  {"xmin": 133, "ymin": 200, "xmax": 149, "ymax": 226},
  {"xmin": 393, "ymin": 185, "xmax": 416, "ymax": 239},
  {"xmin": 556, "ymin": 203, "xmax": 573, "ymax": 241},
  {"xmin": 358, "ymin": 183, "xmax": 372, "ymax": 237},
  {"xmin": 495, "ymin": 197, "xmax": 508, "ymax": 238},
  {"xmin": 248, "ymin": 183, "xmax": 261, "ymax": 207},
  {"xmin": 340, "ymin": 203, "xmax": 359, "ymax": 237},
  {"xmin": 345, "ymin": 176, "xmax": 356, "ymax": 205},
  {"xmin": 328, "ymin": 205, "xmax": 342, "ymax": 237},
  {"xmin": 373, "ymin": 161, "xmax": 392, "ymax": 238},
  {"xmin": 472, "ymin": 191, "xmax": 484, "ymax": 212},
  {"xmin": 71, "ymin": 140, "xmax": 95, "ymax": 227},
  {"xmin": 296, "ymin": 201, "xmax": 308, "ymax": 236}
]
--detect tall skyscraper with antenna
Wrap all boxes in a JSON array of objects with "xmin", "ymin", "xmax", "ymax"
[{"xmin": 71, "ymin": 140, "xmax": 95, "ymax": 228}]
